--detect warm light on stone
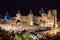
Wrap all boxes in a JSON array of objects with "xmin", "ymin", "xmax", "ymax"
[{"xmin": 30, "ymin": 22, "xmax": 33, "ymax": 25}]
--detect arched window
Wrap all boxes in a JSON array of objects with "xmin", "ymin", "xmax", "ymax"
[{"xmin": 16, "ymin": 20, "xmax": 20, "ymax": 23}]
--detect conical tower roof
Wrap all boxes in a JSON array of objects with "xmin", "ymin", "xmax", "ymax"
[
  {"xmin": 17, "ymin": 9, "xmax": 21, "ymax": 14},
  {"xmin": 39, "ymin": 8, "xmax": 45, "ymax": 13},
  {"xmin": 5, "ymin": 11, "xmax": 10, "ymax": 17},
  {"xmin": 16, "ymin": 10, "xmax": 21, "ymax": 16},
  {"xmin": 28, "ymin": 9, "xmax": 33, "ymax": 17},
  {"xmin": 48, "ymin": 9, "xmax": 52, "ymax": 16},
  {"xmin": 29, "ymin": 9, "xmax": 33, "ymax": 14}
]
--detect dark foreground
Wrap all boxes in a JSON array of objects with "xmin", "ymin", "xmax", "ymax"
[{"xmin": 0, "ymin": 29, "xmax": 60, "ymax": 40}]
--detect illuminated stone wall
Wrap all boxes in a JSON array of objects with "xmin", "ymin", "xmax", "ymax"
[
  {"xmin": 13, "ymin": 9, "xmax": 58, "ymax": 27},
  {"xmin": 57, "ymin": 21, "xmax": 60, "ymax": 27},
  {"xmin": 28, "ymin": 13, "xmax": 33, "ymax": 25},
  {"xmin": 15, "ymin": 10, "xmax": 33, "ymax": 25},
  {"xmin": 39, "ymin": 9, "xmax": 58, "ymax": 27}
]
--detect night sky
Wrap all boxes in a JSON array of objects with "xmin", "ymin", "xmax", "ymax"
[{"xmin": 0, "ymin": 0, "xmax": 60, "ymax": 19}]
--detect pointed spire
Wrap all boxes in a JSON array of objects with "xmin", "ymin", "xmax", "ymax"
[
  {"xmin": 5, "ymin": 11, "xmax": 10, "ymax": 17},
  {"xmin": 48, "ymin": 9, "xmax": 52, "ymax": 16},
  {"xmin": 39, "ymin": 8, "xmax": 45, "ymax": 13},
  {"xmin": 4, "ymin": 11, "xmax": 10, "ymax": 20},
  {"xmin": 17, "ymin": 9, "xmax": 21, "ymax": 14},
  {"xmin": 28, "ymin": 9, "xmax": 33, "ymax": 17},
  {"xmin": 16, "ymin": 10, "xmax": 21, "ymax": 17},
  {"xmin": 29, "ymin": 9, "xmax": 32, "ymax": 14}
]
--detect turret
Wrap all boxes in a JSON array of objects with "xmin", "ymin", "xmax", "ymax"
[
  {"xmin": 52, "ymin": 9, "xmax": 58, "ymax": 27},
  {"xmin": 28, "ymin": 9, "xmax": 33, "ymax": 25},
  {"xmin": 16, "ymin": 10, "xmax": 21, "ymax": 17},
  {"xmin": 39, "ymin": 8, "xmax": 46, "ymax": 16},
  {"xmin": 15, "ymin": 10, "xmax": 22, "ymax": 25},
  {"xmin": 4, "ymin": 11, "xmax": 10, "ymax": 20},
  {"xmin": 47, "ymin": 9, "xmax": 52, "ymax": 17}
]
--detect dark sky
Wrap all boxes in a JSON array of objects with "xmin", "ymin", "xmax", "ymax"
[{"xmin": 0, "ymin": 0, "xmax": 60, "ymax": 19}]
